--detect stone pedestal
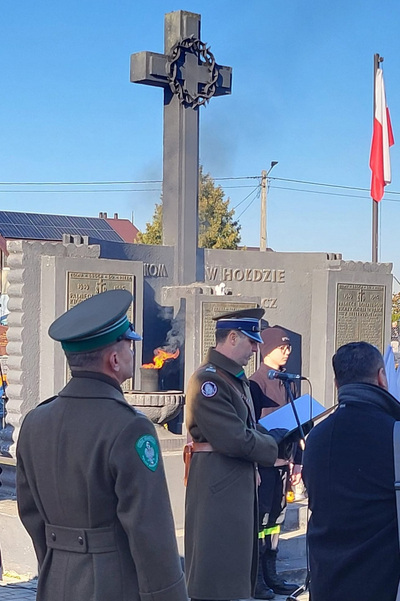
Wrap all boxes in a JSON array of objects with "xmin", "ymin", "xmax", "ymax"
[{"xmin": 125, "ymin": 391, "xmax": 185, "ymax": 426}]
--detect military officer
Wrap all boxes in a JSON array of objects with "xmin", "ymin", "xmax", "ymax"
[
  {"xmin": 184, "ymin": 308, "xmax": 282, "ymax": 601},
  {"xmin": 17, "ymin": 289, "xmax": 187, "ymax": 601}
]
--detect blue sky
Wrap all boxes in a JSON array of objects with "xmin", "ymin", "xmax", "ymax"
[{"xmin": 1, "ymin": 0, "xmax": 400, "ymax": 282}]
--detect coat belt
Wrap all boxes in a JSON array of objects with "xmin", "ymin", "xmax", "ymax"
[
  {"xmin": 45, "ymin": 523, "xmax": 117, "ymax": 554},
  {"xmin": 192, "ymin": 442, "xmax": 214, "ymax": 452}
]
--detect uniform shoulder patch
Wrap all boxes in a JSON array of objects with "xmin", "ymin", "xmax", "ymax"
[
  {"xmin": 135, "ymin": 434, "xmax": 159, "ymax": 471},
  {"xmin": 201, "ymin": 381, "xmax": 218, "ymax": 398}
]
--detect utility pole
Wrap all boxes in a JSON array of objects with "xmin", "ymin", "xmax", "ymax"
[
  {"xmin": 260, "ymin": 161, "xmax": 278, "ymax": 251},
  {"xmin": 260, "ymin": 170, "xmax": 267, "ymax": 251}
]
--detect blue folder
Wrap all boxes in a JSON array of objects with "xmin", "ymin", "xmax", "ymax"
[{"xmin": 259, "ymin": 394, "xmax": 328, "ymax": 438}]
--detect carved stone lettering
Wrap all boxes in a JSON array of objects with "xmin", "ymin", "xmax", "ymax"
[
  {"xmin": 335, "ymin": 283, "xmax": 385, "ymax": 352},
  {"xmin": 143, "ymin": 263, "xmax": 168, "ymax": 277},
  {"xmin": 206, "ymin": 266, "xmax": 218, "ymax": 280},
  {"xmin": 201, "ymin": 302, "xmax": 258, "ymax": 376},
  {"xmin": 261, "ymin": 298, "xmax": 278, "ymax": 309},
  {"xmin": 205, "ymin": 265, "xmax": 286, "ymax": 284}
]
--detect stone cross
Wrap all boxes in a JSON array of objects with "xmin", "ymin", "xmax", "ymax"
[{"xmin": 130, "ymin": 10, "xmax": 232, "ymax": 285}]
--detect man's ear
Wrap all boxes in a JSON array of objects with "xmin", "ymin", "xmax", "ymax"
[
  {"xmin": 334, "ymin": 377, "xmax": 339, "ymax": 391},
  {"xmin": 229, "ymin": 330, "xmax": 237, "ymax": 346},
  {"xmin": 108, "ymin": 349, "xmax": 120, "ymax": 373},
  {"xmin": 377, "ymin": 367, "xmax": 388, "ymax": 391}
]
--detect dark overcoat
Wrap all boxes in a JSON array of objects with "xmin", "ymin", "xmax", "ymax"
[
  {"xmin": 303, "ymin": 382, "xmax": 400, "ymax": 601},
  {"xmin": 185, "ymin": 348, "xmax": 278, "ymax": 600},
  {"xmin": 17, "ymin": 372, "xmax": 187, "ymax": 601}
]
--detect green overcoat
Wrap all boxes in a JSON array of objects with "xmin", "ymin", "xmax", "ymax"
[
  {"xmin": 185, "ymin": 348, "xmax": 278, "ymax": 600},
  {"xmin": 17, "ymin": 372, "xmax": 187, "ymax": 601}
]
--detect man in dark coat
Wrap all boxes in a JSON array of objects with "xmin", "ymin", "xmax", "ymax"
[
  {"xmin": 303, "ymin": 341, "xmax": 400, "ymax": 601},
  {"xmin": 185, "ymin": 308, "xmax": 282, "ymax": 601},
  {"xmin": 249, "ymin": 327, "xmax": 300, "ymax": 598},
  {"xmin": 17, "ymin": 289, "xmax": 187, "ymax": 601}
]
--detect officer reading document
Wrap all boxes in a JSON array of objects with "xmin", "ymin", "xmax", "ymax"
[
  {"xmin": 184, "ymin": 308, "xmax": 287, "ymax": 601},
  {"xmin": 16, "ymin": 290, "xmax": 187, "ymax": 601}
]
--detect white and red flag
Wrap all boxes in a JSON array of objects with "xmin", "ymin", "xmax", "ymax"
[{"xmin": 370, "ymin": 67, "xmax": 395, "ymax": 201}]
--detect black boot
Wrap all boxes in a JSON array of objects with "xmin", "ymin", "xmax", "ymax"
[
  {"xmin": 254, "ymin": 556, "xmax": 275, "ymax": 599},
  {"xmin": 262, "ymin": 549, "xmax": 298, "ymax": 595}
]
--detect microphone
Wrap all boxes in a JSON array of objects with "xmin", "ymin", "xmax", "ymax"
[{"xmin": 268, "ymin": 370, "xmax": 306, "ymax": 381}]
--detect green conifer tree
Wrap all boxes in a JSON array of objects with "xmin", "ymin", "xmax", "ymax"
[{"xmin": 136, "ymin": 167, "xmax": 241, "ymax": 249}]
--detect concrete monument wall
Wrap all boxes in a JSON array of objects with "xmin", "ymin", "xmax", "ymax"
[
  {"xmin": 2, "ymin": 238, "xmax": 144, "ymax": 465},
  {"xmin": 203, "ymin": 249, "xmax": 392, "ymax": 406}
]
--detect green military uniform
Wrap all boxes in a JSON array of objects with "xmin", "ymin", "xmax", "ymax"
[
  {"xmin": 185, "ymin": 347, "xmax": 278, "ymax": 601},
  {"xmin": 16, "ymin": 290, "xmax": 187, "ymax": 601}
]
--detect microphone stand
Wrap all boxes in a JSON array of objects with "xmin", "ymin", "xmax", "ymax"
[
  {"xmin": 282, "ymin": 379, "xmax": 309, "ymax": 601},
  {"xmin": 282, "ymin": 379, "xmax": 306, "ymax": 450}
]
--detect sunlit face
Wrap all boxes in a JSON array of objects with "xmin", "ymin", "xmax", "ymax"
[
  {"xmin": 115, "ymin": 339, "xmax": 135, "ymax": 384},
  {"xmin": 232, "ymin": 331, "xmax": 259, "ymax": 366},
  {"xmin": 264, "ymin": 344, "xmax": 292, "ymax": 370}
]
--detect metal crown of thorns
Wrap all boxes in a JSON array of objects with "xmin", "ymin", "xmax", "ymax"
[{"xmin": 166, "ymin": 36, "xmax": 219, "ymax": 108}]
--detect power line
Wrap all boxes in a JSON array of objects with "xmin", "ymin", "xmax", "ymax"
[
  {"xmin": 232, "ymin": 185, "xmax": 261, "ymax": 210},
  {"xmin": 270, "ymin": 184, "xmax": 400, "ymax": 203},
  {"xmin": 237, "ymin": 188, "xmax": 261, "ymax": 219},
  {"xmin": 0, "ymin": 180, "xmax": 163, "ymax": 186},
  {"xmin": 0, "ymin": 188, "xmax": 162, "ymax": 194},
  {"xmin": 0, "ymin": 184, "xmax": 258, "ymax": 194},
  {"xmin": 0, "ymin": 176, "xmax": 259, "ymax": 186},
  {"xmin": 1, "ymin": 174, "xmax": 400, "ymax": 198}
]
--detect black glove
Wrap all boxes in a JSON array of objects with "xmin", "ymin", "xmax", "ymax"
[
  {"xmin": 268, "ymin": 427, "xmax": 289, "ymax": 445},
  {"xmin": 268, "ymin": 428, "xmax": 293, "ymax": 460}
]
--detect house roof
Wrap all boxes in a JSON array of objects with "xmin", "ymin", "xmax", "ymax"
[
  {"xmin": 0, "ymin": 211, "xmax": 124, "ymax": 243},
  {"xmin": 105, "ymin": 217, "xmax": 139, "ymax": 243}
]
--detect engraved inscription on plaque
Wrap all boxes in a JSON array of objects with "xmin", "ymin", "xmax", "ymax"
[
  {"xmin": 202, "ymin": 302, "xmax": 258, "ymax": 377},
  {"xmin": 67, "ymin": 272, "xmax": 135, "ymax": 390},
  {"xmin": 336, "ymin": 283, "xmax": 385, "ymax": 352}
]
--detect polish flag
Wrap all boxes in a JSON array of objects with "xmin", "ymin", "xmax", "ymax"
[{"xmin": 370, "ymin": 68, "xmax": 394, "ymax": 202}]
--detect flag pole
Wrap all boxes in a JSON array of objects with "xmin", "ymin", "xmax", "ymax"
[{"xmin": 372, "ymin": 53, "xmax": 383, "ymax": 262}]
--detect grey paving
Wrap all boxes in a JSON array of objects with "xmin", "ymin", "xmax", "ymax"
[
  {"xmin": 0, "ymin": 583, "xmax": 310, "ymax": 601},
  {"xmin": 0, "ymin": 579, "xmax": 37, "ymax": 600}
]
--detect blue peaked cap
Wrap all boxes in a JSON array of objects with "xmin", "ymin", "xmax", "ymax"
[{"xmin": 213, "ymin": 308, "xmax": 264, "ymax": 344}]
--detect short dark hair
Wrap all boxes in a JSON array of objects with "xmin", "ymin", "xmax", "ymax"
[
  {"xmin": 65, "ymin": 342, "xmax": 120, "ymax": 369},
  {"xmin": 332, "ymin": 341, "xmax": 384, "ymax": 387},
  {"xmin": 215, "ymin": 328, "xmax": 247, "ymax": 345},
  {"xmin": 215, "ymin": 328, "xmax": 231, "ymax": 345}
]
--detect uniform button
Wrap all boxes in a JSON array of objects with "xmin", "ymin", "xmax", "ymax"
[
  {"xmin": 51, "ymin": 532, "xmax": 56, "ymax": 541},
  {"xmin": 78, "ymin": 536, "xmax": 84, "ymax": 545}
]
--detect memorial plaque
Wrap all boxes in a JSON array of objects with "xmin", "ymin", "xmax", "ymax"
[
  {"xmin": 67, "ymin": 272, "xmax": 135, "ymax": 390},
  {"xmin": 335, "ymin": 283, "xmax": 385, "ymax": 352},
  {"xmin": 201, "ymin": 302, "xmax": 258, "ymax": 377}
]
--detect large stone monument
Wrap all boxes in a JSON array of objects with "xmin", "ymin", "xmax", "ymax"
[{"xmin": 0, "ymin": 8, "xmax": 394, "ymax": 575}]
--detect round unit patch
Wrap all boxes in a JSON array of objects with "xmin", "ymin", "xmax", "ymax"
[
  {"xmin": 201, "ymin": 381, "xmax": 218, "ymax": 398},
  {"xmin": 135, "ymin": 434, "xmax": 159, "ymax": 471}
]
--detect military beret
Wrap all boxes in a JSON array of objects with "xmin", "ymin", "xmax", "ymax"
[
  {"xmin": 48, "ymin": 289, "xmax": 141, "ymax": 353},
  {"xmin": 213, "ymin": 307, "xmax": 265, "ymax": 343}
]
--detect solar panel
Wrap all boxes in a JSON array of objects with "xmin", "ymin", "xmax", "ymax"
[{"xmin": 0, "ymin": 211, "xmax": 125, "ymax": 242}]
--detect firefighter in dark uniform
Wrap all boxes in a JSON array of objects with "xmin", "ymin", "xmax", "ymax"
[
  {"xmin": 16, "ymin": 289, "xmax": 187, "ymax": 601},
  {"xmin": 250, "ymin": 327, "xmax": 300, "ymax": 598},
  {"xmin": 185, "ymin": 308, "xmax": 286, "ymax": 601}
]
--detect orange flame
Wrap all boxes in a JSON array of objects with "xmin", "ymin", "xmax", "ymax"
[{"xmin": 142, "ymin": 348, "xmax": 180, "ymax": 369}]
